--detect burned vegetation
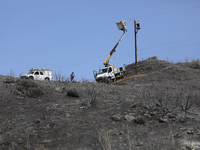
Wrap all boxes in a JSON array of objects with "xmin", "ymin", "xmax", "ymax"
[{"xmin": 0, "ymin": 59, "xmax": 200, "ymax": 150}]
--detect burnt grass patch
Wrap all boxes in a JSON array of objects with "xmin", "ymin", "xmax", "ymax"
[{"xmin": 0, "ymin": 59, "xmax": 200, "ymax": 150}]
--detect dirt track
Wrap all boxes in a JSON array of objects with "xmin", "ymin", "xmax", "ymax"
[{"xmin": 0, "ymin": 59, "xmax": 200, "ymax": 150}]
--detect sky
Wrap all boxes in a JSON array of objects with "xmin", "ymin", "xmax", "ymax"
[{"xmin": 1, "ymin": 0, "xmax": 200, "ymax": 81}]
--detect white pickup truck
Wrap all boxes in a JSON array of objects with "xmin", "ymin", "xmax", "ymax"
[{"xmin": 20, "ymin": 68, "xmax": 52, "ymax": 81}]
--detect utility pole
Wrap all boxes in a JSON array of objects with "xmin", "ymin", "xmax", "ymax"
[{"xmin": 131, "ymin": 19, "xmax": 140, "ymax": 75}]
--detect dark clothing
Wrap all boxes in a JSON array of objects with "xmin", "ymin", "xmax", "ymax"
[{"xmin": 70, "ymin": 73, "xmax": 75, "ymax": 81}]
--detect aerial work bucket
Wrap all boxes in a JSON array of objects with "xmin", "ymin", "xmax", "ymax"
[{"xmin": 116, "ymin": 20, "xmax": 127, "ymax": 31}]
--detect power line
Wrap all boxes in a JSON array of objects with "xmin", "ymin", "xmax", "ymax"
[
  {"xmin": 0, "ymin": 24, "xmax": 114, "ymax": 63},
  {"xmin": 138, "ymin": 42, "xmax": 200, "ymax": 56},
  {"xmin": 66, "ymin": 43, "xmax": 200, "ymax": 66},
  {"xmin": 35, "ymin": 42, "xmax": 200, "ymax": 70},
  {"xmin": 2, "ymin": 41, "xmax": 200, "ymax": 74},
  {"xmin": 103, "ymin": 37, "xmax": 200, "ymax": 56},
  {"xmin": 26, "ymin": 42, "xmax": 200, "ymax": 69},
  {"xmin": 1, "ymin": 44, "xmax": 199, "ymax": 76},
  {"xmin": 130, "ymin": 6, "xmax": 200, "ymax": 19},
  {"xmin": 25, "ymin": 37, "xmax": 200, "ymax": 68},
  {"xmin": 1, "ymin": 6, "xmax": 199, "ymax": 63},
  {"xmin": 138, "ymin": 37, "xmax": 200, "ymax": 51}
]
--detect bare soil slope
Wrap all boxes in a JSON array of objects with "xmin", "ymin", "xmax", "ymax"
[{"xmin": 0, "ymin": 59, "xmax": 200, "ymax": 150}]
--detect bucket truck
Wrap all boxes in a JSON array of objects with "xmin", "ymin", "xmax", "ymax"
[{"xmin": 93, "ymin": 20, "xmax": 127, "ymax": 83}]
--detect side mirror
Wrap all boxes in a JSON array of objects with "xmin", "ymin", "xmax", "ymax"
[{"xmin": 93, "ymin": 70, "xmax": 97, "ymax": 78}]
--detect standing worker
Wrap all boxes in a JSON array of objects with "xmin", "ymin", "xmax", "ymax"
[{"xmin": 70, "ymin": 72, "xmax": 75, "ymax": 81}]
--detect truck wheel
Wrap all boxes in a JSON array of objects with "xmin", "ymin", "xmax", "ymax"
[
  {"xmin": 107, "ymin": 78, "xmax": 111, "ymax": 84},
  {"xmin": 45, "ymin": 78, "xmax": 50, "ymax": 81},
  {"xmin": 29, "ymin": 76, "xmax": 33, "ymax": 80}
]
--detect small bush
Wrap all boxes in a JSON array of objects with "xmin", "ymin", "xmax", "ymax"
[
  {"xmin": 181, "ymin": 91, "xmax": 198, "ymax": 115},
  {"xmin": 54, "ymin": 71, "xmax": 67, "ymax": 81},
  {"xmin": 190, "ymin": 59, "xmax": 200, "ymax": 69},
  {"xmin": 7, "ymin": 70, "xmax": 15, "ymax": 77}
]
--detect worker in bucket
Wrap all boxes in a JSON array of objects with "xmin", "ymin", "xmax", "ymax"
[{"xmin": 70, "ymin": 72, "xmax": 75, "ymax": 81}]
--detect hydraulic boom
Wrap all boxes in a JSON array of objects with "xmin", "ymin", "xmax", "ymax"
[{"xmin": 103, "ymin": 28, "xmax": 127, "ymax": 68}]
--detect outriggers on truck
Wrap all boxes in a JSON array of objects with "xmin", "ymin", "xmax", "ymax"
[{"xmin": 93, "ymin": 20, "xmax": 127, "ymax": 83}]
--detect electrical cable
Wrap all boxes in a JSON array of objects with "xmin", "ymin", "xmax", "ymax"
[
  {"xmin": 112, "ymin": 37, "xmax": 200, "ymax": 56},
  {"xmin": 27, "ymin": 37, "xmax": 200, "ymax": 68},
  {"xmin": 138, "ymin": 37, "xmax": 200, "ymax": 51},
  {"xmin": 1, "ymin": 41, "xmax": 200, "ymax": 74},
  {"xmin": 28, "ymin": 42, "xmax": 200, "ymax": 69},
  {"xmin": 0, "ymin": 6, "xmax": 199, "ymax": 63},
  {"xmin": 0, "ymin": 23, "xmax": 114, "ymax": 63},
  {"xmin": 138, "ymin": 43, "xmax": 200, "ymax": 56},
  {"xmin": 130, "ymin": 6, "xmax": 200, "ymax": 19}
]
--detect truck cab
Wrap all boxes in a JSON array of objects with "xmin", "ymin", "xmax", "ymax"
[
  {"xmin": 28, "ymin": 71, "xmax": 45, "ymax": 81},
  {"xmin": 95, "ymin": 66, "xmax": 115, "ymax": 83},
  {"xmin": 93, "ymin": 66, "xmax": 127, "ymax": 83}
]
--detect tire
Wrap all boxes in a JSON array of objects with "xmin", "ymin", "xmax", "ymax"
[
  {"xmin": 29, "ymin": 76, "xmax": 33, "ymax": 80},
  {"xmin": 20, "ymin": 76, "xmax": 25, "ymax": 79},
  {"xmin": 107, "ymin": 77, "xmax": 111, "ymax": 84},
  {"xmin": 45, "ymin": 78, "xmax": 50, "ymax": 81}
]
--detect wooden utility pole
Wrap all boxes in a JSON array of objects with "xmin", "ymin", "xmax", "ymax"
[
  {"xmin": 133, "ymin": 20, "xmax": 140, "ymax": 75},
  {"xmin": 134, "ymin": 20, "xmax": 138, "ymax": 75}
]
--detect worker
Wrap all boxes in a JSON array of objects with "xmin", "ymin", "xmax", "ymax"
[{"xmin": 70, "ymin": 72, "xmax": 75, "ymax": 81}]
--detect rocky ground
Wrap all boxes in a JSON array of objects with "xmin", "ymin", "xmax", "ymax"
[{"xmin": 0, "ymin": 59, "xmax": 200, "ymax": 150}]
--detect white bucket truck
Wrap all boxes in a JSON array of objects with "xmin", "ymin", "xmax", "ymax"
[{"xmin": 93, "ymin": 20, "xmax": 127, "ymax": 83}]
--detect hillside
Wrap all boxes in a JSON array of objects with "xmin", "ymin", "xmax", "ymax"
[{"xmin": 0, "ymin": 59, "xmax": 200, "ymax": 150}]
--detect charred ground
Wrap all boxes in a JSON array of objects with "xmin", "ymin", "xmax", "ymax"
[{"xmin": 0, "ymin": 59, "xmax": 200, "ymax": 150}]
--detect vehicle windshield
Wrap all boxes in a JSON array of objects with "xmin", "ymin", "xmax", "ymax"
[
  {"xmin": 98, "ymin": 68, "xmax": 108, "ymax": 74},
  {"xmin": 28, "ymin": 71, "xmax": 34, "ymax": 74}
]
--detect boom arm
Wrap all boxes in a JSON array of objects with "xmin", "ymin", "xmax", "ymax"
[{"xmin": 103, "ymin": 29, "xmax": 127, "ymax": 67}]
